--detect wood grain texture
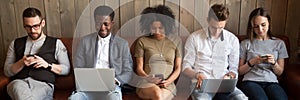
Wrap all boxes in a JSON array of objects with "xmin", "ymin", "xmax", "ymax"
[
  {"xmin": 45, "ymin": 0, "xmax": 61, "ymax": 37},
  {"xmin": 285, "ymin": 0, "xmax": 300, "ymax": 63},
  {"xmin": 0, "ymin": 0, "xmax": 298, "ymax": 67},
  {"xmin": 239, "ymin": 0, "xmax": 255, "ymax": 35},
  {"xmin": 59, "ymin": 0, "xmax": 76, "ymax": 38}
]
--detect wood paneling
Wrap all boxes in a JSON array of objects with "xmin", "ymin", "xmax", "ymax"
[
  {"xmin": 14, "ymin": 0, "xmax": 29, "ymax": 37},
  {"xmin": 285, "ymin": 0, "xmax": 300, "ymax": 63},
  {"xmin": 150, "ymin": 0, "xmax": 164, "ymax": 6},
  {"xmin": 194, "ymin": 0, "xmax": 210, "ymax": 31},
  {"xmin": 239, "ymin": 0, "xmax": 256, "ymax": 35},
  {"xmin": 180, "ymin": 0, "xmax": 195, "ymax": 34},
  {"xmin": 75, "ymin": 0, "xmax": 89, "ymax": 22},
  {"xmin": 44, "ymin": 0, "xmax": 61, "ymax": 37},
  {"xmin": 225, "ymin": 0, "xmax": 241, "ymax": 35},
  {"xmin": 0, "ymin": 0, "xmax": 299, "ymax": 67},
  {"xmin": 0, "ymin": 0, "xmax": 18, "ymax": 67},
  {"xmin": 59, "ymin": 0, "xmax": 76, "ymax": 38},
  {"xmin": 270, "ymin": 0, "xmax": 287, "ymax": 36},
  {"xmin": 119, "ymin": 0, "xmax": 135, "ymax": 44},
  {"xmin": 210, "ymin": 0, "xmax": 225, "ymax": 5},
  {"xmin": 257, "ymin": 0, "xmax": 272, "ymax": 11}
]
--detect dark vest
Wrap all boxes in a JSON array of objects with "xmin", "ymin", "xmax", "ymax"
[{"xmin": 13, "ymin": 36, "xmax": 58, "ymax": 84}]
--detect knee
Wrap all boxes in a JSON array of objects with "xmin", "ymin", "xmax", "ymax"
[
  {"xmin": 68, "ymin": 92, "xmax": 87, "ymax": 100},
  {"xmin": 148, "ymin": 86, "xmax": 163, "ymax": 100},
  {"xmin": 230, "ymin": 94, "xmax": 248, "ymax": 100},
  {"xmin": 152, "ymin": 89, "xmax": 162, "ymax": 100},
  {"xmin": 107, "ymin": 90, "xmax": 122, "ymax": 100},
  {"xmin": 7, "ymin": 80, "xmax": 25, "ymax": 92}
]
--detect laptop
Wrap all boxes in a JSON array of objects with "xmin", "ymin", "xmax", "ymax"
[
  {"xmin": 198, "ymin": 79, "xmax": 237, "ymax": 93},
  {"xmin": 74, "ymin": 68, "xmax": 115, "ymax": 92}
]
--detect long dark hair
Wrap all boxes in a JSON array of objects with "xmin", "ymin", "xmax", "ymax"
[{"xmin": 247, "ymin": 7, "xmax": 274, "ymax": 42}]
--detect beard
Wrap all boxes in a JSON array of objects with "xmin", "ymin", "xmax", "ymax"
[
  {"xmin": 29, "ymin": 31, "xmax": 42, "ymax": 40},
  {"xmin": 98, "ymin": 30, "xmax": 110, "ymax": 38}
]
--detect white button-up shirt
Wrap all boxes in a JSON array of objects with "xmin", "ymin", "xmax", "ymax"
[
  {"xmin": 94, "ymin": 33, "xmax": 121, "ymax": 86},
  {"xmin": 95, "ymin": 33, "xmax": 111, "ymax": 69},
  {"xmin": 182, "ymin": 29, "xmax": 239, "ymax": 79}
]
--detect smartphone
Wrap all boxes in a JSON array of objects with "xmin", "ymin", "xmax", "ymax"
[
  {"xmin": 260, "ymin": 55, "xmax": 269, "ymax": 58},
  {"xmin": 26, "ymin": 54, "xmax": 35, "ymax": 57},
  {"xmin": 154, "ymin": 74, "xmax": 164, "ymax": 80}
]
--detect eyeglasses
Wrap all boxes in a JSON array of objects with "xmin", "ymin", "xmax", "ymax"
[{"xmin": 24, "ymin": 19, "xmax": 43, "ymax": 30}]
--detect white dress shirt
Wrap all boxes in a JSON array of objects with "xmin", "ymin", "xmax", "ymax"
[
  {"xmin": 95, "ymin": 33, "xmax": 111, "ymax": 69},
  {"xmin": 182, "ymin": 28, "xmax": 240, "ymax": 79},
  {"xmin": 94, "ymin": 33, "xmax": 121, "ymax": 86}
]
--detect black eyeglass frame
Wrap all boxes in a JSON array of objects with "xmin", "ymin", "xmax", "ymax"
[{"xmin": 23, "ymin": 19, "xmax": 43, "ymax": 30}]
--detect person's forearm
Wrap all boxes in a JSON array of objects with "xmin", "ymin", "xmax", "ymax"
[
  {"xmin": 167, "ymin": 66, "xmax": 180, "ymax": 82},
  {"xmin": 50, "ymin": 63, "xmax": 62, "ymax": 74},
  {"xmin": 272, "ymin": 59, "xmax": 284, "ymax": 76},
  {"xmin": 183, "ymin": 67, "xmax": 197, "ymax": 79},
  {"xmin": 11, "ymin": 59, "xmax": 25, "ymax": 75},
  {"xmin": 167, "ymin": 58, "xmax": 181, "ymax": 82},
  {"xmin": 238, "ymin": 59, "xmax": 253, "ymax": 75}
]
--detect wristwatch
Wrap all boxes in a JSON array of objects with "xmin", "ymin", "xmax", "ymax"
[{"xmin": 47, "ymin": 63, "xmax": 52, "ymax": 70}]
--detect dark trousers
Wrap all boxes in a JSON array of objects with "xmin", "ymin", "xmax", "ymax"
[{"xmin": 241, "ymin": 81, "xmax": 287, "ymax": 100}]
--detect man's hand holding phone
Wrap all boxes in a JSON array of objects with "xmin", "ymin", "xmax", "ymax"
[
  {"xmin": 24, "ymin": 54, "xmax": 36, "ymax": 66},
  {"xmin": 23, "ymin": 54, "xmax": 49, "ymax": 69}
]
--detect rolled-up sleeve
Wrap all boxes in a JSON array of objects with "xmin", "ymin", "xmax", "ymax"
[
  {"xmin": 4, "ymin": 41, "xmax": 16, "ymax": 77},
  {"xmin": 228, "ymin": 37, "xmax": 239, "ymax": 76},
  {"xmin": 55, "ymin": 40, "xmax": 70, "ymax": 75},
  {"xmin": 182, "ymin": 34, "xmax": 196, "ymax": 71}
]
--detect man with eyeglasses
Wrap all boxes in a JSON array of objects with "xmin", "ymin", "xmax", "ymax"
[
  {"xmin": 182, "ymin": 4, "xmax": 247, "ymax": 100},
  {"xmin": 3, "ymin": 7, "xmax": 70, "ymax": 100},
  {"xmin": 68, "ymin": 5, "xmax": 133, "ymax": 100}
]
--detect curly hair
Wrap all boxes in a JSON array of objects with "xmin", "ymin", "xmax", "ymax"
[{"xmin": 139, "ymin": 5, "xmax": 175, "ymax": 35}]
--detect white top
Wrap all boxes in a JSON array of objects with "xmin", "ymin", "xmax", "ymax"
[
  {"xmin": 182, "ymin": 28, "xmax": 240, "ymax": 79},
  {"xmin": 95, "ymin": 33, "xmax": 111, "ymax": 69},
  {"xmin": 94, "ymin": 33, "xmax": 120, "ymax": 85}
]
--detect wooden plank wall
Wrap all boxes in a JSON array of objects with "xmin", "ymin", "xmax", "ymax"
[{"xmin": 0, "ymin": 0, "xmax": 299, "ymax": 67}]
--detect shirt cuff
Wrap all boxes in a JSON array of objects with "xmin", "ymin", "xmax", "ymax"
[{"xmin": 115, "ymin": 78, "xmax": 121, "ymax": 86}]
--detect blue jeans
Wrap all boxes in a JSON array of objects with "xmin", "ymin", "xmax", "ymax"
[
  {"xmin": 240, "ymin": 81, "xmax": 287, "ymax": 100},
  {"xmin": 191, "ymin": 81, "xmax": 247, "ymax": 100},
  {"xmin": 68, "ymin": 85, "xmax": 122, "ymax": 100}
]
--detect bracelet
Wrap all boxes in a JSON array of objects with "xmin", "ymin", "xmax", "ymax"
[{"xmin": 247, "ymin": 60, "xmax": 254, "ymax": 67}]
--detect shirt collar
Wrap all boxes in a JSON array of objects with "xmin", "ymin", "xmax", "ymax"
[
  {"xmin": 97, "ymin": 33, "xmax": 111, "ymax": 42},
  {"xmin": 206, "ymin": 27, "xmax": 224, "ymax": 41}
]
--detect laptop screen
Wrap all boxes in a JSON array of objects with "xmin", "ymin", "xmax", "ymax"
[
  {"xmin": 74, "ymin": 68, "xmax": 115, "ymax": 92},
  {"xmin": 198, "ymin": 79, "xmax": 237, "ymax": 93}
]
